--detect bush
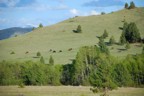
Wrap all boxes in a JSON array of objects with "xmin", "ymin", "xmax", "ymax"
[
  {"xmin": 37, "ymin": 52, "xmax": 41, "ymax": 57},
  {"xmin": 90, "ymin": 87, "xmax": 99, "ymax": 93},
  {"xmin": 10, "ymin": 51, "xmax": 15, "ymax": 54},
  {"xmin": 18, "ymin": 83, "xmax": 25, "ymax": 88}
]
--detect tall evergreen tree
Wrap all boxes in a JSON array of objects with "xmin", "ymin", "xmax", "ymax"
[
  {"xmin": 125, "ymin": 3, "xmax": 129, "ymax": 9},
  {"xmin": 39, "ymin": 23, "xmax": 43, "ymax": 28},
  {"xmin": 40, "ymin": 56, "xmax": 45, "ymax": 64},
  {"xmin": 109, "ymin": 36, "xmax": 115, "ymax": 45},
  {"xmin": 125, "ymin": 22, "xmax": 141, "ymax": 43},
  {"xmin": 76, "ymin": 25, "xmax": 82, "ymax": 33},
  {"xmin": 49, "ymin": 55, "xmax": 54, "ymax": 65},
  {"xmin": 129, "ymin": 1, "xmax": 136, "ymax": 9},
  {"xmin": 37, "ymin": 52, "xmax": 41, "ymax": 57},
  {"xmin": 102, "ymin": 29, "xmax": 108, "ymax": 39},
  {"xmin": 98, "ymin": 38, "xmax": 109, "ymax": 54}
]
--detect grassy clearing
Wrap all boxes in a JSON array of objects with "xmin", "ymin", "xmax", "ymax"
[
  {"xmin": 0, "ymin": 86, "xmax": 144, "ymax": 96},
  {"xmin": 0, "ymin": 8, "xmax": 144, "ymax": 64}
]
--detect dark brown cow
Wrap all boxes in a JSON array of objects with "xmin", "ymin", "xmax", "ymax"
[{"xmin": 68, "ymin": 48, "xmax": 72, "ymax": 51}]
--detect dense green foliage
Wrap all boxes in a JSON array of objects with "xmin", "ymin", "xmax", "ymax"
[
  {"xmin": 120, "ymin": 22, "xmax": 141, "ymax": 43},
  {"xmin": 0, "ymin": 46, "xmax": 144, "ymax": 87}
]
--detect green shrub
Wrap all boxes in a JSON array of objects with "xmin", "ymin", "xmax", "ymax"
[
  {"xmin": 37, "ymin": 52, "xmax": 41, "ymax": 57},
  {"xmin": 18, "ymin": 83, "xmax": 25, "ymax": 88},
  {"xmin": 10, "ymin": 51, "xmax": 15, "ymax": 54}
]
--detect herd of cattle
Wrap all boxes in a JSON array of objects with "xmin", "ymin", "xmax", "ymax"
[
  {"xmin": 25, "ymin": 48, "xmax": 73, "ymax": 54},
  {"xmin": 49, "ymin": 48, "xmax": 73, "ymax": 53}
]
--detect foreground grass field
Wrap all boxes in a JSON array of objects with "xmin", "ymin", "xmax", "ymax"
[{"xmin": 0, "ymin": 86, "xmax": 144, "ymax": 96}]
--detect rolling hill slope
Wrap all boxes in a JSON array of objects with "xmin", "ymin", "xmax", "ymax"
[
  {"xmin": 0, "ymin": 7, "xmax": 144, "ymax": 64},
  {"xmin": 0, "ymin": 27, "xmax": 33, "ymax": 40}
]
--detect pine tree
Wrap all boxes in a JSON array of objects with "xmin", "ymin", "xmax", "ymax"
[
  {"xmin": 37, "ymin": 52, "xmax": 41, "ymax": 57},
  {"xmin": 49, "ymin": 55, "xmax": 54, "ymax": 65},
  {"xmin": 98, "ymin": 38, "xmax": 109, "ymax": 54},
  {"xmin": 40, "ymin": 56, "xmax": 45, "ymax": 64},
  {"xmin": 125, "ymin": 3, "xmax": 129, "ymax": 9},
  {"xmin": 120, "ymin": 22, "xmax": 128, "ymax": 45},
  {"xmin": 125, "ymin": 42, "xmax": 130, "ymax": 50},
  {"xmin": 125, "ymin": 22, "xmax": 141, "ymax": 43},
  {"xmin": 102, "ymin": 29, "xmax": 108, "ymax": 39},
  {"xmin": 76, "ymin": 25, "xmax": 82, "ymax": 33},
  {"xmin": 120, "ymin": 32, "xmax": 126, "ymax": 45},
  {"xmin": 129, "ymin": 1, "xmax": 136, "ymax": 9},
  {"xmin": 39, "ymin": 23, "xmax": 43, "ymax": 28},
  {"xmin": 109, "ymin": 36, "xmax": 115, "ymax": 45}
]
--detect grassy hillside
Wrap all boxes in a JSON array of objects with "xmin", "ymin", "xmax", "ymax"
[{"xmin": 0, "ymin": 7, "xmax": 144, "ymax": 64}]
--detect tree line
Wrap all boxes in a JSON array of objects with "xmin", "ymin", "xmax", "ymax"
[{"xmin": 0, "ymin": 45, "xmax": 144, "ymax": 88}]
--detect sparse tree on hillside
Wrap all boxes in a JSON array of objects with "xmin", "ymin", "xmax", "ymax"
[
  {"xmin": 40, "ymin": 56, "xmax": 45, "ymax": 64},
  {"xmin": 125, "ymin": 3, "xmax": 129, "ymax": 9},
  {"xmin": 37, "ymin": 52, "xmax": 41, "ymax": 57},
  {"xmin": 76, "ymin": 25, "xmax": 82, "ymax": 33},
  {"xmin": 125, "ymin": 42, "xmax": 130, "ymax": 50},
  {"xmin": 101, "ymin": 12, "xmax": 106, "ymax": 15},
  {"xmin": 109, "ymin": 36, "xmax": 115, "ymax": 45},
  {"xmin": 125, "ymin": 22, "xmax": 141, "ymax": 43},
  {"xmin": 49, "ymin": 55, "xmax": 54, "ymax": 65},
  {"xmin": 39, "ymin": 23, "xmax": 43, "ymax": 28},
  {"xmin": 120, "ymin": 22, "xmax": 141, "ymax": 43},
  {"xmin": 102, "ymin": 29, "xmax": 108, "ymax": 39},
  {"xmin": 129, "ymin": 1, "xmax": 136, "ymax": 9},
  {"xmin": 98, "ymin": 38, "xmax": 109, "ymax": 54},
  {"xmin": 120, "ymin": 22, "xmax": 128, "ymax": 45}
]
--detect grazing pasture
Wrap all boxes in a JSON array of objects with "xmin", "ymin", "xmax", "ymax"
[{"xmin": 0, "ymin": 86, "xmax": 144, "ymax": 96}]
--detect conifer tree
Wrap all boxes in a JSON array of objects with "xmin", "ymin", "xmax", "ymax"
[
  {"xmin": 76, "ymin": 25, "xmax": 82, "ymax": 33},
  {"xmin": 129, "ymin": 1, "xmax": 136, "ymax": 9},
  {"xmin": 98, "ymin": 38, "xmax": 109, "ymax": 54},
  {"xmin": 125, "ymin": 3, "xmax": 129, "ymax": 9},
  {"xmin": 39, "ymin": 23, "xmax": 43, "ymax": 28},
  {"xmin": 102, "ymin": 29, "xmax": 108, "ymax": 39},
  {"xmin": 109, "ymin": 36, "xmax": 115, "ymax": 45},
  {"xmin": 40, "ymin": 56, "xmax": 45, "ymax": 64},
  {"xmin": 49, "ymin": 55, "xmax": 54, "ymax": 65},
  {"xmin": 37, "ymin": 52, "xmax": 41, "ymax": 57}
]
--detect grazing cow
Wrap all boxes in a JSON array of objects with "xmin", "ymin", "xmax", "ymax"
[
  {"xmin": 59, "ymin": 50, "xmax": 62, "ymax": 52},
  {"xmin": 68, "ymin": 48, "xmax": 72, "ymax": 51},
  {"xmin": 53, "ymin": 50, "xmax": 56, "ymax": 53},
  {"xmin": 25, "ymin": 51, "xmax": 29, "ymax": 54}
]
